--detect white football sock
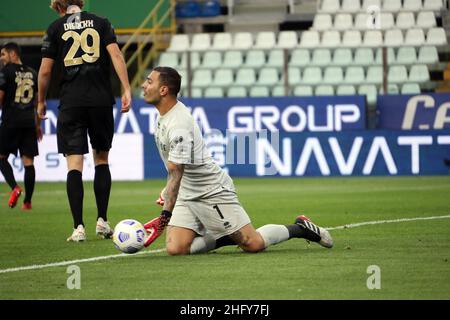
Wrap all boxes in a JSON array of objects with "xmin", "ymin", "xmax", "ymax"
[
  {"xmin": 190, "ymin": 234, "xmax": 217, "ymax": 254},
  {"xmin": 256, "ymin": 224, "xmax": 290, "ymax": 248}
]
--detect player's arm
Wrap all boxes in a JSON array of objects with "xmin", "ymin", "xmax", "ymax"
[
  {"xmin": 37, "ymin": 58, "xmax": 55, "ymax": 120},
  {"xmin": 34, "ymin": 95, "xmax": 42, "ymax": 142},
  {"xmin": 106, "ymin": 43, "xmax": 131, "ymax": 113},
  {"xmin": 0, "ymin": 90, "xmax": 4, "ymax": 108}
]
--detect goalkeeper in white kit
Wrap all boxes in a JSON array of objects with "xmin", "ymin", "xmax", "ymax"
[{"xmin": 141, "ymin": 66, "xmax": 333, "ymax": 255}]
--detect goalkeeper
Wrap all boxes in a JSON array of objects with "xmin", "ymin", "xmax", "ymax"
[{"xmin": 141, "ymin": 66, "xmax": 333, "ymax": 255}]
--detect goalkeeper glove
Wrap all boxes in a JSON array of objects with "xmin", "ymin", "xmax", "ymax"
[{"xmin": 143, "ymin": 210, "xmax": 172, "ymax": 247}]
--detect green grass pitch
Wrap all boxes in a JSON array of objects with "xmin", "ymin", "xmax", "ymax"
[{"xmin": 0, "ymin": 176, "xmax": 449, "ymax": 300}]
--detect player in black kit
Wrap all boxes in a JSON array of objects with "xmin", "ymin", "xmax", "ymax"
[
  {"xmin": 0, "ymin": 42, "xmax": 41, "ymax": 210},
  {"xmin": 37, "ymin": 0, "xmax": 131, "ymax": 242}
]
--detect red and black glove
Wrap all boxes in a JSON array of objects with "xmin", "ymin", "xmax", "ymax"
[{"xmin": 143, "ymin": 210, "xmax": 172, "ymax": 247}]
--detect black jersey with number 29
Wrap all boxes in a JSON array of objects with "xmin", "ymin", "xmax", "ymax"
[{"xmin": 41, "ymin": 11, "xmax": 117, "ymax": 108}]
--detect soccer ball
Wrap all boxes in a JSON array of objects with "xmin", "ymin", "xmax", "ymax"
[{"xmin": 112, "ymin": 219, "xmax": 146, "ymax": 254}]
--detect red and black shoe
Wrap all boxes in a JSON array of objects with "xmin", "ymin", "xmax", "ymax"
[
  {"xmin": 21, "ymin": 202, "xmax": 32, "ymax": 210},
  {"xmin": 8, "ymin": 186, "xmax": 22, "ymax": 208}
]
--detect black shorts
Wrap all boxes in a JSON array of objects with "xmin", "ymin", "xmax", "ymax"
[
  {"xmin": 0, "ymin": 125, "xmax": 39, "ymax": 158},
  {"xmin": 57, "ymin": 106, "xmax": 114, "ymax": 156}
]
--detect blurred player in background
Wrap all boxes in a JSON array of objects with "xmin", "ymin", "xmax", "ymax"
[
  {"xmin": 141, "ymin": 66, "xmax": 333, "ymax": 255},
  {"xmin": 37, "ymin": 0, "xmax": 131, "ymax": 242},
  {"xmin": 0, "ymin": 42, "xmax": 41, "ymax": 210}
]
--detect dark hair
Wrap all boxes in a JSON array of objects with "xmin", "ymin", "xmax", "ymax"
[
  {"xmin": 153, "ymin": 66, "xmax": 181, "ymax": 96},
  {"xmin": 1, "ymin": 42, "xmax": 21, "ymax": 57}
]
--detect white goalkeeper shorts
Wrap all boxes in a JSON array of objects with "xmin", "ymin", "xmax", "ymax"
[{"xmin": 169, "ymin": 192, "xmax": 251, "ymax": 239}]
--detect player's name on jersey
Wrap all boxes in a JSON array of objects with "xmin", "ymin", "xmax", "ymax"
[
  {"xmin": 64, "ymin": 20, "xmax": 94, "ymax": 31},
  {"xmin": 15, "ymin": 71, "xmax": 33, "ymax": 79}
]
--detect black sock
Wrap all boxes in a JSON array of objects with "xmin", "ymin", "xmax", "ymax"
[
  {"xmin": 286, "ymin": 224, "xmax": 321, "ymax": 242},
  {"xmin": 0, "ymin": 158, "xmax": 17, "ymax": 190},
  {"xmin": 215, "ymin": 235, "xmax": 235, "ymax": 249},
  {"xmin": 94, "ymin": 164, "xmax": 111, "ymax": 221},
  {"xmin": 67, "ymin": 170, "xmax": 84, "ymax": 228},
  {"xmin": 23, "ymin": 165, "xmax": 35, "ymax": 203}
]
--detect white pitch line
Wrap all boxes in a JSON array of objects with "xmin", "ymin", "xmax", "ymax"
[{"xmin": 1, "ymin": 214, "xmax": 450, "ymax": 275}]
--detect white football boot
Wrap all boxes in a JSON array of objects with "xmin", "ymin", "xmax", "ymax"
[
  {"xmin": 96, "ymin": 218, "xmax": 113, "ymax": 239},
  {"xmin": 67, "ymin": 224, "xmax": 86, "ymax": 242},
  {"xmin": 295, "ymin": 215, "xmax": 333, "ymax": 248}
]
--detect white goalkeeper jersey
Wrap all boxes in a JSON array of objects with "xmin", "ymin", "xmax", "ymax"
[{"xmin": 155, "ymin": 101, "xmax": 235, "ymax": 201}]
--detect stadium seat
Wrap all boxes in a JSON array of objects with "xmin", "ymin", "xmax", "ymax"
[
  {"xmin": 234, "ymin": 68, "xmax": 256, "ymax": 86},
  {"xmin": 299, "ymin": 31, "xmax": 320, "ymax": 48},
  {"xmin": 180, "ymin": 51, "xmax": 201, "ymax": 69},
  {"xmin": 362, "ymin": 0, "xmax": 381, "ymax": 10},
  {"xmin": 363, "ymin": 30, "xmax": 383, "ymax": 47},
  {"xmin": 396, "ymin": 47, "xmax": 417, "ymax": 65},
  {"xmin": 200, "ymin": 0, "xmax": 221, "ymax": 17},
  {"xmin": 323, "ymin": 66, "xmax": 344, "ymax": 84},
  {"xmin": 227, "ymin": 86, "xmax": 247, "ymax": 97},
  {"xmin": 320, "ymin": 0, "xmax": 340, "ymax": 12},
  {"xmin": 158, "ymin": 52, "xmax": 179, "ymax": 69},
  {"xmin": 277, "ymin": 31, "xmax": 298, "ymax": 49},
  {"xmin": 354, "ymin": 13, "xmax": 370, "ymax": 30},
  {"xmin": 254, "ymin": 31, "xmax": 276, "ymax": 49},
  {"xmin": 366, "ymin": 66, "xmax": 383, "ymax": 84},
  {"xmin": 418, "ymin": 46, "xmax": 439, "ymax": 64},
  {"xmin": 404, "ymin": 29, "xmax": 426, "ymax": 46},
  {"xmin": 354, "ymin": 48, "xmax": 374, "ymax": 66},
  {"xmin": 342, "ymin": 30, "xmax": 362, "ymax": 47},
  {"xmin": 388, "ymin": 65, "xmax": 408, "ymax": 84},
  {"xmin": 358, "ymin": 84, "xmax": 377, "ymax": 105},
  {"xmin": 380, "ymin": 13, "xmax": 395, "ymax": 30},
  {"xmin": 403, "ymin": 0, "xmax": 422, "ymax": 11},
  {"xmin": 401, "ymin": 83, "xmax": 421, "ymax": 94},
  {"xmin": 244, "ymin": 50, "xmax": 266, "ymax": 68},
  {"xmin": 426, "ymin": 28, "xmax": 448, "ymax": 45},
  {"xmin": 384, "ymin": 29, "xmax": 404, "ymax": 47},
  {"xmin": 249, "ymin": 86, "xmax": 270, "ymax": 97},
  {"xmin": 232, "ymin": 32, "xmax": 253, "ymax": 50},
  {"xmin": 192, "ymin": 69, "xmax": 213, "ymax": 87},
  {"xmin": 289, "ymin": 49, "xmax": 311, "ymax": 67},
  {"xmin": 272, "ymin": 85, "xmax": 290, "ymax": 96},
  {"xmin": 409, "ymin": 64, "xmax": 430, "ymax": 82},
  {"xmin": 321, "ymin": 31, "xmax": 341, "ymax": 47},
  {"xmin": 200, "ymin": 51, "xmax": 222, "ymax": 69},
  {"xmin": 283, "ymin": 67, "xmax": 302, "ymax": 85},
  {"xmin": 341, "ymin": 0, "xmax": 361, "ymax": 13},
  {"xmin": 211, "ymin": 33, "xmax": 232, "ymax": 50},
  {"xmin": 416, "ymin": 11, "xmax": 437, "ymax": 29},
  {"xmin": 178, "ymin": 69, "xmax": 188, "ymax": 89},
  {"xmin": 167, "ymin": 34, "xmax": 190, "ymax": 52},
  {"xmin": 380, "ymin": 84, "xmax": 400, "ymax": 94},
  {"xmin": 375, "ymin": 48, "xmax": 396, "ymax": 64},
  {"xmin": 344, "ymin": 66, "xmax": 365, "ymax": 84},
  {"xmin": 190, "ymin": 87, "xmax": 203, "ymax": 98},
  {"xmin": 223, "ymin": 51, "xmax": 243, "ymax": 68},
  {"xmin": 257, "ymin": 68, "xmax": 279, "ymax": 86},
  {"xmin": 334, "ymin": 13, "xmax": 353, "ymax": 30},
  {"xmin": 203, "ymin": 87, "xmax": 224, "ymax": 97},
  {"xmin": 396, "ymin": 12, "xmax": 415, "ymax": 30},
  {"xmin": 302, "ymin": 67, "xmax": 322, "ymax": 85},
  {"xmin": 382, "ymin": 0, "xmax": 402, "ymax": 12},
  {"xmin": 423, "ymin": 0, "xmax": 444, "ymax": 11},
  {"xmin": 293, "ymin": 85, "xmax": 314, "ymax": 96},
  {"xmin": 336, "ymin": 84, "xmax": 357, "ymax": 95},
  {"xmin": 312, "ymin": 49, "xmax": 332, "ymax": 66},
  {"xmin": 315, "ymin": 85, "xmax": 335, "ymax": 96},
  {"xmin": 190, "ymin": 33, "xmax": 211, "ymax": 51},
  {"xmin": 312, "ymin": 14, "xmax": 333, "ymax": 31},
  {"xmin": 332, "ymin": 48, "xmax": 353, "ymax": 66},
  {"xmin": 213, "ymin": 69, "xmax": 234, "ymax": 87},
  {"xmin": 267, "ymin": 49, "xmax": 284, "ymax": 68}
]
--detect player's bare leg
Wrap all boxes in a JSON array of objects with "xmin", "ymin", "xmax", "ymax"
[
  {"xmin": 21, "ymin": 155, "xmax": 35, "ymax": 210},
  {"xmin": 165, "ymin": 226, "xmax": 197, "ymax": 255},
  {"xmin": 93, "ymin": 150, "xmax": 113, "ymax": 238}
]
